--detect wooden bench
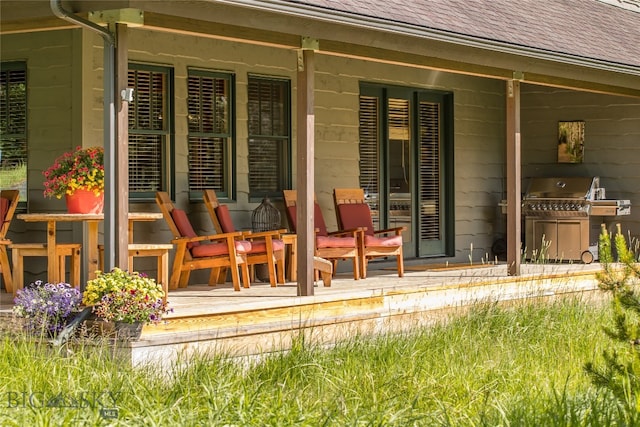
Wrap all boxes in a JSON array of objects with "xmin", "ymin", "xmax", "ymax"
[
  {"xmin": 99, "ymin": 243, "xmax": 173, "ymax": 301},
  {"xmin": 314, "ymin": 256, "xmax": 333, "ymax": 287},
  {"xmin": 9, "ymin": 243, "xmax": 81, "ymax": 294}
]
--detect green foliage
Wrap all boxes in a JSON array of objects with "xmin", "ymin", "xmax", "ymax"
[
  {"xmin": 0, "ymin": 160, "xmax": 26, "ymax": 189},
  {"xmin": 586, "ymin": 223, "xmax": 640, "ymax": 423}
]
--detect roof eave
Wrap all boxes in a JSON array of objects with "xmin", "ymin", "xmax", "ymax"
[{"xmin": 213, "ymin": 0, "xmax": 640, "ymax": 78}]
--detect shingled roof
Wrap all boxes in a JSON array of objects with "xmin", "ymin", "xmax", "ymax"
[{"xmin": 279, "ymin": 0, "xmax": 640, "ymax": 72}]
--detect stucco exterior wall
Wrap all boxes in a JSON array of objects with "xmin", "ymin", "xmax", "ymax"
[{"xmin": 521, "ymin": 85, "xmax": 640, "ymax": 242}]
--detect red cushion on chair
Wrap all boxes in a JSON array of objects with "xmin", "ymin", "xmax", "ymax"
[
  {"xmin": 235, "ymin": 240, "xmax": 252, "ymax": 253},
  {"xmin": 287, "ymin": 204, "xmax": 328, "ymax": 236},
  {"xmin": 337, "ymin": 203, "xmax": 375, "ymax": 236},
  {"xmin": 272, "ymin": 239, "xmax": 285, "ymax": 252},
  {"xmin": 191, "ymin": 239, "xmax": 251, "ymax": 258},
  {"xmin": 0, "ymin": 197, "xmax": 7, "ymax": 227},
  {"xmin": 215, "ymin": 205, "xmax": 236, "ymax": 233},
  {"xmin": 316, "ymin": 235, "xmax": 356, "ymax": 248},
  {"xmin": 171, "ymin": 209, "xmax": 200, "ymax": 248},
  {"xmin": 247, "ymin": 239, "xmax": 285, "ymax": 254},
  {"xmin": 314, "ymin": 203, "xmax": 328, "ymax": 236},
  {"xmin": 365, "ymin": 234, "xmax": 403, "ymax": 247},
  {"xmin": 286, "ymin": 205, "xmax": 297, "ymax": 232},
  {"xmin": 191, "ymin": 242, "xmax": 229, "ymax": 257}
]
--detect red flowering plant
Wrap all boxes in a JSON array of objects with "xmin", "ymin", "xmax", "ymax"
[{"xmin": 43, "ymin": 146, "xmax": 104, "ymax": 199}]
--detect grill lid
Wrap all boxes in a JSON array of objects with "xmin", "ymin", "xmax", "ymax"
[{"xmin": 524, "ymin": 177, "xmax": 598, "ymax": 200}]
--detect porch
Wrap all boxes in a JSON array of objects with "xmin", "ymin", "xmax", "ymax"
[{"xmin": 0, "ymin": 261, "xmax": 605, "ymax": 366}]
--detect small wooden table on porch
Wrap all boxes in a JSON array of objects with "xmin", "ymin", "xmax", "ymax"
[
  {"xmin": 17, "ymin": 212, "xmax": 163, "ymax": 284},
  {"xmin": 280, "ymin": 234, "xmax": 333, "ymax": 286}
]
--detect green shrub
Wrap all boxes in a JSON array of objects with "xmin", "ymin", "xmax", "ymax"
[{"xmin": 586, "ymin": 223, "xmax": 640, "ymax": 424}]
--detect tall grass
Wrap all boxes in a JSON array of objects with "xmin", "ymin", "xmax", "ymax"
[
  {"xmin": 0, "ymin": 297, "xmax": 621, "ymax": 426},
  {"xmin": 0, "ymin": 161, "xmax": 26, "ymax": 188}
]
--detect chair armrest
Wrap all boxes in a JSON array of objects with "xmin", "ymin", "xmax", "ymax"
[
  {"xmin": 372, "ymin": 226, "xmax": 406, "ymax": 236},
  {"xmin": 171, "ymin": 231, "xmax": 244, "ymax": 245},
  {"xmin": 240, "ymin": 229, "xmax": 282, "ymax": 239},
  {"xmin": 328, "ymin": 227, "xmax": 365, "ymax": 238}
]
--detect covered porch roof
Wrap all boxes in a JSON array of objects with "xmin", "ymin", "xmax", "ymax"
[{"xmin": 2, "ymin": 0, "xmax": 639, "ymax": 95}]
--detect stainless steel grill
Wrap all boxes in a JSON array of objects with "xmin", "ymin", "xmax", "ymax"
[{"xmin": 523, "ymin": 177, "xmax": 630, "ymax": 263}]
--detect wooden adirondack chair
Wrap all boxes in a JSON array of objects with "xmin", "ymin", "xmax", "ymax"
[
  {"xmin": 283, "ymin": 190, "xmax": 360, "ymax": 280},
  {"xmin": 203, "ymin": 189, "xmax": 286, "ymax": 287},
  {"xmin": 333, "ymin": 188, "xmax": 405, "ymax": 279},
  {"xmin": 155, "ymin": 191, "xmax": 251, "ymax": 291},
  {"xmin": 0, "ymin": 190, "xmax": 19, "ymax": 293}
]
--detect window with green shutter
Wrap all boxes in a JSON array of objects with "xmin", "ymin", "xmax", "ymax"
[
  {"xmin": 187, "ymin": 69, "xmax": 234, "ymax": 200},
  {"xmin": 0, "ymin": 62, "xmax": 28, "ymax": 203},
  {"xmin": 128, "ymin": 63, "xmax": 173, "ymax": 199},
  {"xmin": 247, "ymin": 75, "xmax": 290, "ymax": 201}
]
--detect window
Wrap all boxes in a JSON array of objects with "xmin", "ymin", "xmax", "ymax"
[
  {"xmin": 128, "ymin": 64, "xmax": 173, "ymax": 199},
  {"xmin": 247, "ymin": 76, "xmax": 290, "ymax": 200},
  {"xmin": 187, "ymin": 70, "xmax": 234, "ymax": 199},
  {"xmin": 0, "ymin": 62, "xmax": 27, "ymax": 203}
]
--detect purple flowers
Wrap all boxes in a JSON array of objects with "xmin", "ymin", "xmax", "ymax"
[{"xmin": 13, "ymin": 281, "xmax": 82, "ymax": 335}]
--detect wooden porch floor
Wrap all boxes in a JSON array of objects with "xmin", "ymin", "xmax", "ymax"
[{"xmin": 0, "ymin": 261, "xmax": 605, "ymax": 365}]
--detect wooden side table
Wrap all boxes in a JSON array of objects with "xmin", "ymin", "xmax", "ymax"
[{"xmin": 281, "ymin": 234, "xmax": 297, "ymax": 282}]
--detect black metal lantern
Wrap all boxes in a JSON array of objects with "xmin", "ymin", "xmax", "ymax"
[{"xmin": 252, "ymin": 197, "xmax": 281, "ymax": 232}]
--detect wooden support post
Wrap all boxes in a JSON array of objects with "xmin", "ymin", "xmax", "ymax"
[
  {"xmin": 506, "ymin": 79, "xmax": 522, "ymax": 276},
  {"xmin": 296, "ymin": 47, "xmax": 316, "ymax": 296},
  {"xmin": 114, "ymin": 23, "xmax": 130, "ymax": 270}
]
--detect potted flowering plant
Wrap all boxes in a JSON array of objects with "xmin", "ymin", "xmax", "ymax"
[
  {"xmin": 13, "ymin": 281, "xmax": 82, "ymax": 337},
  {"xmin": 83, "ymin": 268, "xmax": 170, "ymax": 340},
  {"xmin": 43, "ymin": 146, "xmax": 105, "ymax": 213}
]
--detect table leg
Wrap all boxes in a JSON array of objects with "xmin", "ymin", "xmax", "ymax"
[
  {"xmin": 290, "ymin": 238, "xmax": 297, "ymax": 282},
  {"xmin": 128, "ymin": 219, "xmax": 134, "ymax": 244},
  {"xmin": 283, "ymin": 234, "xmax": 297, "ymax": 282},
  {"xmin": 87, "ymin": 220, "xmax": 99, "ymax": 280},
  {"xmin": 47, "ymin": 220, "xmax": 59, "ymax": 283}
]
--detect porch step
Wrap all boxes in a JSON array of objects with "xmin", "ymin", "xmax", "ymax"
[{"xmin": 127, "ymin": 269, "xmax": 603, "ymax": 366}]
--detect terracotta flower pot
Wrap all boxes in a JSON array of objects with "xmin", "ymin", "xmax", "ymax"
[{"xmin": 66, "ymin": 189, "xmax": 104, "ymax": 214}]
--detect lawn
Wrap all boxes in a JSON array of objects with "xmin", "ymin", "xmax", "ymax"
[
  {"xmin": 0, "ymin": 296, "xmax": 622, "ymax": 426},
  {"xmin": 0, "ymin": 161, "xmax": 27, "ymax": 199}
]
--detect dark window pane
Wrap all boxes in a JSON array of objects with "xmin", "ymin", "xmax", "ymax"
[
  {"xmin": 0, "ymin": 63, "xmax": 28, "ymax": 200},
  {"xmin": 128, "ymin": 134, "xmax": 164, "ymax": 192},
  {"xmin": 188, "ymin": 136, "xmax": 225, "ymax": 191},
  {"xmin": 247, "ymin": 77, "xmax": 290, "ymax": 198},
  {"xmin": 128, "ymin": 65, "xmax": 171, "ymax": 196},
  {"xmin": 187, "ymin": 71, "xmax": 232, "ymax": 195}
]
